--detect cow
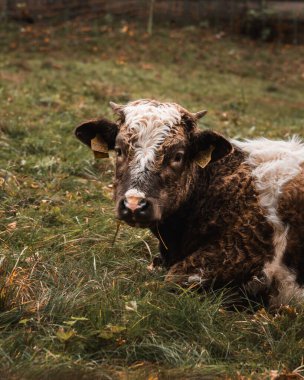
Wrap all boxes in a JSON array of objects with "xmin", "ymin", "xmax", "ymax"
[{"xmin": 75, "ymin": 99, "xmax": 304, "ymax": 308}]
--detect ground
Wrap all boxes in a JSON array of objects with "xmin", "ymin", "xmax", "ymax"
[{"xmin": 0, "ymin": 18, "xmax": 304, "ymax": 380}]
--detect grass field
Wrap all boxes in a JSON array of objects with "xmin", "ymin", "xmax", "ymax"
[{"xmin": 0, "ymin": 19, "xmax": 304, "ymax": 380}]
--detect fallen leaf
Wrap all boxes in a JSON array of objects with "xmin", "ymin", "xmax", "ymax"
[
  {"xmin": 56, "ymin": 328, "xmax": 76, "ymax": 342},
  {"xmin": 7, "ymin": 222, "xmax": 17, "ymax": 231},
  {"xmin": 99, "ymin": 324, "xmax": 126, "ymax": 339},
  {"xmin": 125, "ymin": 301, "xmax": 137, "ymax": 312},
  {"xmin": 19, "ymin": 319, "xmax": 31, "ymax": 325}
]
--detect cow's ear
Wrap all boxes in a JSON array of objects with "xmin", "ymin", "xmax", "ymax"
[
  {"xmin": 75, "ymin": 118, "xmax": 118, "ymax": 159},
  {"xmin": 192, "ymin": 130, "xmax": 233, "ymax": 168}
]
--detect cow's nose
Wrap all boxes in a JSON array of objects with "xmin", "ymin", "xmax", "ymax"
[{"xmin": 123, "ymin": 196, "xmax": 147, "ymax": 213}]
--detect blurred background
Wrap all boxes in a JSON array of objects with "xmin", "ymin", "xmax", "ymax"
[{"xmin": 1, "ymin": 0, "xmax": 304, "ymax": 43}]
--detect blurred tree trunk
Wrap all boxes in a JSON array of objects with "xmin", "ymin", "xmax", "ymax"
[{"xmin": 147, "ymin": 0, "xmax": 155, "ymax": 35}]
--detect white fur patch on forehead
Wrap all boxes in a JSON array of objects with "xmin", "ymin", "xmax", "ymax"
[
  {"xmin": 123, "ymin": 100, "xmax": 182, "ymax": 136},
  {"xmin": 122, "ymin": 100, "xmax": 182, "ymax": 176}
]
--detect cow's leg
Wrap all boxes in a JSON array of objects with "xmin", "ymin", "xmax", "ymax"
[
  {"xmin": 165, "ymin": 253, "xmax": 279, "ymax": 310},
  {"xmin": 164, "ymin": 248, "xmax": 268, "ymax": 291},
  {"xmin": 165, "ymin": 252, "xmax": 210, "ymax": 286}
]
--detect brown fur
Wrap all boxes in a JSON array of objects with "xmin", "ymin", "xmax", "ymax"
[
  {"xmin": 278, "ymin": 165, "xmax": 304, "ymax": 285},
  {"xmin": 157, "ymin": 148, "xmax": 274, "ymax": 291}
]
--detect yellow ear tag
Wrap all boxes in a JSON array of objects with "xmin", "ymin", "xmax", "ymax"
[
  {"xmin": 91, "ymin": 135, "xmax": 109, "ymax": 159},
  {"xmin": 196, "ymin": 145, "xmax": 215, "ymax": 168}
]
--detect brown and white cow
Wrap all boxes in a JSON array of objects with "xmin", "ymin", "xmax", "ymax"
[{"xmin": 75, "ymin": 99, "xmax": 304, "ymax": 308}]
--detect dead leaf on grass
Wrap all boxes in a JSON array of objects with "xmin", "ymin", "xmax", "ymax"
[
  {"xmin": 7, "ymin": 222, "xmax": 17, "ymax": 231},
  {"xmin": 56, "ymin": 327, "xmax": 76, "ymax": 342},
  {"xmin": 99, "ymin": 324, "xmax": 126, "ymax": 339}
]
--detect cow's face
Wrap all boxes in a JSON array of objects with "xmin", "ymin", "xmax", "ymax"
[{"xmin": 75, "ymin": 100, "xmax": 232, "ymax": 227}]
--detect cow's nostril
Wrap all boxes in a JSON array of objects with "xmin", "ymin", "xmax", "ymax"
[
  {"xmin": 119, "ymin": 199, "xmax": 130, "ymax": 215},
  {"xmin": 138, "ymin": 199, "xmax": 148, "ymax": 210}
]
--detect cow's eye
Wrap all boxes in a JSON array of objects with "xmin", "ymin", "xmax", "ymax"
[
  {"xmin": 173, "ymin": 152, "xmax": 184, "ymax": 163},
  {"xmin": 115, "ymin": 147, "xmax": 122, "ymax": 157},
  {"xmin": 170, "ymin": 151, "xmax": 184, "ymax": 168}
]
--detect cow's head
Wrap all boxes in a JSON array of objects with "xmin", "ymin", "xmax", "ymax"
[{"xmin": 75, "ymin": 100, "xmax": 232, "ymax": 227}]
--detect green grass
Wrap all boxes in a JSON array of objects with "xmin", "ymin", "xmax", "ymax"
[{"xmin": 0, "ymin": 19, "xmax": 304, "ymax": 379}]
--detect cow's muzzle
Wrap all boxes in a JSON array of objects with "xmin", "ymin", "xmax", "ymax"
[{"xmin": 117, "ymin": 190, "xmax": 157, "ymax": 227}]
